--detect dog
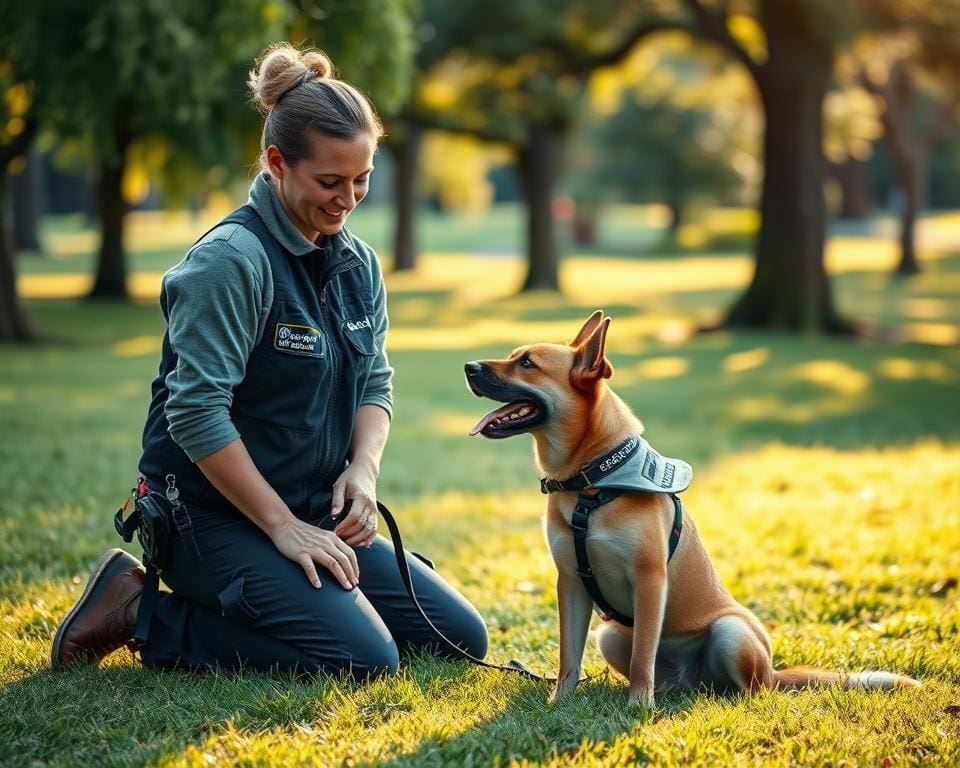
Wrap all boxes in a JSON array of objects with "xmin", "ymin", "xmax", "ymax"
[{"xmin": 465, "ymin": 310, "xmax": 919, "ymax": 707}]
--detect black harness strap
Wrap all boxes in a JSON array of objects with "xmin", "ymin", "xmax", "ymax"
[
  {"xmin": 539, "ymin": 439, "xmax": 685, "ymax": 628},
  {"xmin": 569, "ymin": 491, "xmax": 684, "ymax": 628}
]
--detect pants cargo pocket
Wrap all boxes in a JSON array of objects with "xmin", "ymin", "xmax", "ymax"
[{"xmin": 218, "ymin": 575, "xmax": 262, "ymax": 624}]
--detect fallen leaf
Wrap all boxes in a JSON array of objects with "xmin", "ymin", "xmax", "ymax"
[
  {"xmin": 881, "ymin": 756, "xmax": 895, "ymax": 768},
  {"xmin": 930, "ymin": 578, "xmax": 957, "ymax": 598}
]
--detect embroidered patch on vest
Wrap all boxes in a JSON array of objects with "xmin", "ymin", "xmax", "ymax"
[
  {"xmin": 274, "ymin": 323, "xmax": 324, "ymax": 357},
  {"xmin": 592, "ymin": 436, "xmax": 693, "ymax": 494},
  {"xmin": 345, "ymin": 316, "xmax": 371, "ymax": 332}
]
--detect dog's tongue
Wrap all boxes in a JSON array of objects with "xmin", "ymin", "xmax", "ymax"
[{"xmin": 468, "ymin": 403, "xmax": 519, "ymax": 436}]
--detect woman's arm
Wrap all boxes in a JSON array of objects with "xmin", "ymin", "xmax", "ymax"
[
  {"xmin": 198, "ymin": 439, "xmax": 359, "ymax": 589},
  {"xmin": 331, "ymin": 404, "xmax": 390, "ymax": 547}
]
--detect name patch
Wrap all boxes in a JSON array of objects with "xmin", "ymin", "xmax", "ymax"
[
  {"xmin": 346, "ymin": 317, "xmax": 371, "ymax": 332},
  {"xmin": 274, "ymin": 323, "xmax": 323, "ymax": 357},
  {"xmin": 598, "ymin": 437, "xmax": 640, "ymax": 474}
]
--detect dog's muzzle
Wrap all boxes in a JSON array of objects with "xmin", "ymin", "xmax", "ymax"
[{"xmin": 464, "ymin": 361, "xmax": 548, "ymax": 439}]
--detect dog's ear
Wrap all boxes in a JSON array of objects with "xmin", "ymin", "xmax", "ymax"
[
  {"xmin": 572, "ymin": 316, "xmax": 613, "ymax": 386},
  {"xmin": 570, "ymin": 310, "xmax": 605, "ymax": 347}
]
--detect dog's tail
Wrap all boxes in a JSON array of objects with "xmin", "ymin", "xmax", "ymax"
[{"xmin": 773, "ymin": 666, "xmax": 920, "ymax": 691}]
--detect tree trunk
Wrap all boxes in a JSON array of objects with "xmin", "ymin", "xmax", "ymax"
[
  {"xmin": 832, "ymin": 157, "xmax": 871, "ymax": 219},
  {"xmin": 89, "ymin": 119, "xmax": 132, "ymax": 299},
  {"xmin": 13, "ymin": 146, "xmax": 44, "ymax": 253},
  {"xmin": 0, "ymin": 117, "xmax": 39, "ymax": 343},
  {"xmin": 882, "ymin": 62, "xmax": 924, "ymax": 277},
  {"xmin": 725, "ymin": 1, "xmax": 848, "ymax": 333},
  {"xmin": 387, "ymin": 126, "xmax": 421, "ymax": 272},
  {"xmin": 517, "ymin": 123, "xmax": 562, "ymax": 292}
]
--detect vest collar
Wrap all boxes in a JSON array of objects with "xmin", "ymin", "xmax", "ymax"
[
  {"xmin": 248, "ymin": 172, "xmax": 359, "ymax": 265},
  {"xmin": 540, "ymin": 435, "xmax": 693, "ymax": 495},
  {"xmin": 540, "ymin": 436, "xmax": 642, "ymax": 493}
]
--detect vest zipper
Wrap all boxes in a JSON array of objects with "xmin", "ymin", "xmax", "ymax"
[{"xmin": 314, "ymin": 256, "xmax": 365, "ymax": 483}]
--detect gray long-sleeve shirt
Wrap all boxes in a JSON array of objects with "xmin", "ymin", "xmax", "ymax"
[{"xmin": 159, "ymin": 172, "xmax": 393, "ymax": 463}]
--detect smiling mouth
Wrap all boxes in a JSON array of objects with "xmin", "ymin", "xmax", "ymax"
[
  {"xmin": 468, "ymin": 399, "xmax": 545, "ymax": 438},
  {"xmin": 320, "ymin": 207, "xmax": 345, "ymax": 218}
]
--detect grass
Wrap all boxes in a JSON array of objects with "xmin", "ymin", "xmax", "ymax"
[{"xmin": 2, "ymin": 205, "xmax": 959, "ymax": 766}]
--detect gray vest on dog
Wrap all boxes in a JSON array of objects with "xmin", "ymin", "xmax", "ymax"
[{"xmin": 587, "ymin": 436, "xmax": 693, "ymax": 494}]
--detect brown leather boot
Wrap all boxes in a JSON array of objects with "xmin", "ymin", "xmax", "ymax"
[{"xmin": 51, "ymin": 548, "xmax": 145, "ymax": 668}]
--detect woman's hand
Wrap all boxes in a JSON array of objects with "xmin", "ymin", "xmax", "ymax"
[
  {"xmin": 331, "ymin": 461, "xmax": 379, "ymax": 548},
  {"xmin": 268, "ymin": 516, "xmax": 359, "ymax": 590}
]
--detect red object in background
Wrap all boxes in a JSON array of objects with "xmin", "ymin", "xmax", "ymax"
[{"xmin": 551, "ymin": 196, "xmax": 575, "ymax": 222}]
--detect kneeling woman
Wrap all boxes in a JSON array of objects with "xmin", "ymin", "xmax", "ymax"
[{"xmin": 52, "ymin": 43, "xmax": 488, "ymax": 677}]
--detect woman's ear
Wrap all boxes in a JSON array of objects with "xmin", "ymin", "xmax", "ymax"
[{"xmin": 265, "ymin": 145, "xmax": 285, "ymax": 179}]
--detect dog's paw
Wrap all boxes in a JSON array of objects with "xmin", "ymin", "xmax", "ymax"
[{"xmin": 627, "ymin": 688, "xmax": 655, "ymax": 710}]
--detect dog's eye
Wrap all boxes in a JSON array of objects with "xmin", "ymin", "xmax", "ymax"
[{"xmin": 517, "ymin": 354, "xmax": 536, "ymax": 369}]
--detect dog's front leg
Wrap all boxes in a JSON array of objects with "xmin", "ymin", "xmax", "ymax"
[
  {"xmin": 628, "ymin": 564, "xmax": 668, "ymax": 709},
  {"xmin": 551, "ymin": 570, "xmax": 594, "ymax": 702}
]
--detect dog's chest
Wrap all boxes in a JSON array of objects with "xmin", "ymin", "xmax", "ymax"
[{"xmin": 545, "ymin": 503, "xmax": 645, "ymax": 618}]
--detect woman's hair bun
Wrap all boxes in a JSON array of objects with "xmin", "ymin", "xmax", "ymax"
[{"xmin": 248, "ymin": 43, "xmax": 334, "ymax": 111}]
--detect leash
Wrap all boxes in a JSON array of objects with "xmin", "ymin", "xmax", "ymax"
[{"xmin": 376, "ymin": 501, "xmax": 554, "ymax": 682}]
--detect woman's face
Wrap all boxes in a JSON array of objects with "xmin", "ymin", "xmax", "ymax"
[{"xmin": 267, "ymin": 131, "xmax": 376, "ymax": 242}]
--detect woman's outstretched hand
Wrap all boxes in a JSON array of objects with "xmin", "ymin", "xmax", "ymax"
[
  {"xmin": 268, "ymin": 516, "xmax": 359, "ymax": 590},
  {"xmin": 331, "ymin": 461, "xmax": 379, "ymax": 548}
]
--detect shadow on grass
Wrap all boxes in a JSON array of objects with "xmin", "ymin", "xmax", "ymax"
[
  {"xmin": 372, "ymin": 667, "xmax": 699, "ymax": 768},
  {"xmin": 1, "ymin": 654, "xmax": 698, "ymax": 766}
]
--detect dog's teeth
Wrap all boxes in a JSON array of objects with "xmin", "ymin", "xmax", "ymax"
[{"xmin": 518, "ymin": 407, "xmax": 530, "ymax": 417}]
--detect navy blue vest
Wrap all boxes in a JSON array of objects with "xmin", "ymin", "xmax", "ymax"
[{"xmin": 139, "ymin": 206, "xmax": 380, "ymax": 517}]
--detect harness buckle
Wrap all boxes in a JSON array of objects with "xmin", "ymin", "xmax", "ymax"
[
  {"xmin": 540, "ymin": 478, "xmax": 564, "ymax": 494},
  {"xmin": 576, "ymin": 567, "xmax": 593, "ymax": 578},
  {"xmin": 579, "ymin": 470, "xmax": 593, "ymax": 488}
]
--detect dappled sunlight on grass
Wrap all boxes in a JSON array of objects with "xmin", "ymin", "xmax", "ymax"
[
  {"xmin": 722, "ymin": 346, "xmax": 770, "ymax": 373},
  {"xmin": 614, "ymin": 356, "xmax": 690, "ymax": 384},
  {"xmin": 790, "ymin": 359, "xmax": 870, "ymax": 396},
  {"xmin": 876, "ymin": 357, "xmax": 956, "ymax": 382},
  {"xmin": 423, "ymin": 409, "xmax": 479, "ymax": 438},
  {"xmin": 5, "ymin": 208, "xmax": 960, "ymax": 766},
  {"xmin": 111, "ymin": 335, "xmax": 161, "ymax": 357},
  {"xmin": 723, "ymin": 394, "xmax": 865, "ymax": 424}
]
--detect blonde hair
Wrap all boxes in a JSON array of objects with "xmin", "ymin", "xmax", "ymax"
[{"xmin": 248, "ymin": 42, "xmax": 383, "ymax": 169}]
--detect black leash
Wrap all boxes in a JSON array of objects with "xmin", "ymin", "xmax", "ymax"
[{"xmin": 376, "ymin": 501, "xmax": 554, "ymax": 682}]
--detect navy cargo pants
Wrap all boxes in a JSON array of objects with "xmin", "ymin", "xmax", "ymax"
[{"xmin": 138, "ymin": 504, "xmax": 488, "ymax": 677}]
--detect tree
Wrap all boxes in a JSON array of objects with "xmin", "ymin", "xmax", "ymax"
[
  {"xmin": 46, "ymin": 0, "xmax": 290, "ymax": 299},
  {"xmin": 394, "ymin": 0, "xmax": 684, "ymax": 287},
  {"xmin": 854, "ymin": 6, "xmax": 960, "ymax": 275},
  {"xmin": 565, "ymin": 40, "xmax": 749, "ymax": 240},
  {"xmin": 0, "ymin": 0, "xmax": 80, "ymax": 341}
]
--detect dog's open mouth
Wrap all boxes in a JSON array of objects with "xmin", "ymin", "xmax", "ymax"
[{"xmin": 469, "ymin": 399, "xmax": 544, "ymax": 438}]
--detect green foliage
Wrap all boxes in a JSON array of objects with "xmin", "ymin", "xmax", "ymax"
[
  {"xmin": 49, "ymin": 0, "xmax": 287, "ymax": 162},
  {"xmin": 289, "ymin": 0, "xmax": 418, "ymax": 113}
]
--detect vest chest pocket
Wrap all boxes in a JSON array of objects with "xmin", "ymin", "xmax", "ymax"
[{"xmin": 340, "ymin": 302, "xmax": 377, "ymax": 357}]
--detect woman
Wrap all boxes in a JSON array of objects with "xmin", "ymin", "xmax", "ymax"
[{"xmin": 52, "ymin": 43, "xmax": 488, "ymax": 677}]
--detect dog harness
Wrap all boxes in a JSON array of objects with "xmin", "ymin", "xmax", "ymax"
[{"xmin": 540, "ymin": 436, "xmax": 690, "ymax": 627}]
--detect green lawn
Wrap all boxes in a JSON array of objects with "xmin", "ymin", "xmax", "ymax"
[{"xmin": 2, "ymin": 207, "xmax": 959, "ymax": 766}]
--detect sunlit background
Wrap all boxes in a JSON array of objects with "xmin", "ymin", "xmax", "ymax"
[{"xmin": 2, "ymin": 2, "xmax": 960, "ymax": 766}]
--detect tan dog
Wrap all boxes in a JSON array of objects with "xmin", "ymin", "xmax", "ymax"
[{"xmin": 465, "ymin": 310, "xmax": 919, "ymax": 707}]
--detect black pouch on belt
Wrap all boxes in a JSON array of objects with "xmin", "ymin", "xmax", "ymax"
[{"xmin": 135, "ymin": 492, "xmax": 174, "ymax": 571}]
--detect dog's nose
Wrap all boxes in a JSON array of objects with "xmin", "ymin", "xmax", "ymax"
[{"xmin": 464, "ymin": 361, "xmax": 483, "ymax": 376}]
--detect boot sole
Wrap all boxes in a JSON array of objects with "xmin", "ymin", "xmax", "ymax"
[{"xmin": 51, "ymin": 548, "xmax": 128, "ymax": 668}]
